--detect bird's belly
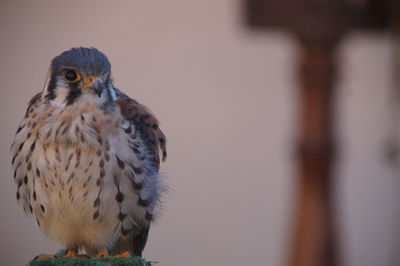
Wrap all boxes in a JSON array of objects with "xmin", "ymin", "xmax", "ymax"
[{"xmin": 33, "ymin": 144, "xmax": 122, "ymax": 249}]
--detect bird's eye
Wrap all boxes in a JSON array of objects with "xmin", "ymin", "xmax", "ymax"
[{"xmin": 64, "ymin": 70, "xmax": 81, "ymax": 83}]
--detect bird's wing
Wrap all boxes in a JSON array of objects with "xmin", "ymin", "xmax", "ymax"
[{"xmin": 116, "ymin": 93, "xmax": 167, "ymax": 170}]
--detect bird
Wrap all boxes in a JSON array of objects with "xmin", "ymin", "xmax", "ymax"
[{"xmin": 10, "ymin": 47, "xmax": 167, "ymax": 259}]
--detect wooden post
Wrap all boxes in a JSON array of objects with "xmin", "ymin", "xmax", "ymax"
[
  {"xmin": 291, "ymin": 42, "xmax": 337, "ymax": 266},
  {"xmin": 244, "ymin": 1, "xmax": 390, "ymax": 265}
]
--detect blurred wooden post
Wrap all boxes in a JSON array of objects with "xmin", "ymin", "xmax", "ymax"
[
  {"xmin": 292, "ymin": 42, "xmax": 338, "ymax": 266},
  {"xmin": 244, "ymin": 1, "xmax": 389, "ymax": 266}
]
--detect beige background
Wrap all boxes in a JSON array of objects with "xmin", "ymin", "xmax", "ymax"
[{"xmin": 0, "ymin": 1, "xmax": 399, "ymax": 266}]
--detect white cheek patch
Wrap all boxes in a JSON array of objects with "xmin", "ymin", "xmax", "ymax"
[
  {"xmin": 49, "ymin": 80, "xmax": 69, "ymax": 108},
  {"xmin": 42, "ymin": 68, "xmax": 51, "ymax": 92},
  {"xmin": 108, "ymin": 85, "xmax": 117, "ymax": 101}
]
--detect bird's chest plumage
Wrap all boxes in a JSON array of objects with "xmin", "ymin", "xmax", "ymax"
[{"xmin": 12, "ymin": 98, "xmax": 155, "ymax": 250}]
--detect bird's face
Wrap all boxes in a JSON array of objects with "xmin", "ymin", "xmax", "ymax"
[{"xmin": 44, "ymin": 48, "xmax": 116, "ymax": 107}]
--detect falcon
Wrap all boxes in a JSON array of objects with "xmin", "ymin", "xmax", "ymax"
[{"xmin": 10, "ymin": 47, "xmax": 167, "ymax": 259}]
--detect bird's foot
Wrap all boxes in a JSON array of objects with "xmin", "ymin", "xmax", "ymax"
[
  {"xmin": 112, "ymin": 251, "xmax": 132, "ymax": 258},
  {"xmin": 34, "ymin": 254, "xmax": 58, "ymax": 260},
  {"xmin": 94, "ymin": 248, "xmax": 109, "ymax": 258},
  {"xmin": 64, "ymin": 249, "xmax": 78, "ymax": 258}
]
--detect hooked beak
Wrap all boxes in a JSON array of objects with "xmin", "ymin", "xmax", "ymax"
[{"xmin": 82, "ymin": 76, "xmax": 103, "ymax": 97}]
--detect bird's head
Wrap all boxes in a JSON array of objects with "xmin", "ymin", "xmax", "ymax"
[{"xmin": 44, "ymin": 47, "xmax": 117, "ymax": 107}]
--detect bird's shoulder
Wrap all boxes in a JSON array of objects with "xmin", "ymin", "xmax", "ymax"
[{"xmin": 116, "ymin": 92, "xmax": 167, "ymax": 169}]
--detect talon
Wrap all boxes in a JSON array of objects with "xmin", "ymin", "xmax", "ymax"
[
  {"xmin": 34, "ymin": 254, "xmax": 57, "ymax": 260},
  {"xmin": 94, "ymin": 248, "xmax": 109, "ymax": 258},
  {"xmin": 113, "ymin": 251, "xmax": 132, "ymax": 258},
  {"xmin": 65, "ymin": 250, "xmax": 78, "ymax": 258}
]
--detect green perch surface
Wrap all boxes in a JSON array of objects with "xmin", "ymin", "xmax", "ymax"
[{"xmin": 28, "ymin": 257, "xmax": 151, "ymax": 266}]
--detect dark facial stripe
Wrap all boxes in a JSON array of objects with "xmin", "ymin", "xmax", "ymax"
[
  {"xmin": 66, "ymin": 82, "xmax": 81, "ymax": 105},
  {"xmin": 45, "ymin": 74, "xmax": 58, "ymax": 101}
]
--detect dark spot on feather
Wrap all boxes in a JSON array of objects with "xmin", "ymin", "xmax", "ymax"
[
  {"xmin": 100, "ymin": 169, "xmax": 105, "ymax": 178},
  {"xmin": 99, "ymin": 159, "xmax": 104, "ymax": 168},
  {"xmin": 37, "ymin": 219, "xmax": 40, "ymax": 226},
  {"xmin": 94, "ymin": 197, "xmax": 100, "ymax": 207},
  {"xmin": 16, "ymin": 125, "xmax": 24, "ymax": 134},
  {"xmin": 116, "ymin": 192, "xmax": 124, "ymax": 203},
  {"xmin": 84, "ymin": 166, "xmax": 90, "ymax": 174},
  {"xmin": 46, "ymin": 129, "xmax": 53, "ymax": 139},
  {"xmin": 138, "ymin": 197, "xmax": 151, "ymax": 207},
  {"xmin": 105, "ymin": 141, "xmax": 110, "ymax": 151},
  {"xmin": 12, "ymin": 153, "xmax": 18, "ymax": 165},
  {"xmin": 16, "ymin": 191, "xmax": 20, "ymax": 200},
  {"xmin": 97, "ymin": 136, "xmax": 103, "ymax": 145},
  {"xmin": 93, "ymin": 210, "xmax": 99, "ymax": 220},
  {"xmin": 13, "ymin": 169, "xmax": 17, "ymax": 179},
  {"xmin": 27, "ymin": 161, "xmax": 32, "ymax": 171},
  {"xmin": 133, "ymin": 166, "xmax": 143, "ymax": 175},
  {"xmin": 132, "ymin": 180, "xmax": 143, "ymax": 190},
  {"xmin": 23, "ymin": 175, "xmax": 28, "ymax": 185},
  {"xmin": 30, "ymin": 141, "xmax": 36, "ymax": 152},
  {"xmin": 118, "ymin": 212, "xmax": 126, "ymax": 221},
  {"xmin": 132, "ymin": 147, "xmax": 140, "ymax": 155},
  {"xmin": 36, "ymin": 168, "xmax": 40, "ymax": 177},
  {"xmin": 33, "ymin": 191, "xmax": 37, "ymax": 201},
  {"xmin": 55, "ymin": 121, "xmax": 65, "ymax": 136},
  {"xmin": 96, "ymin": 149, "xmax": 102, "ymax": 156},
  {"xmin": 27, "ymin": 132, "xmax": 31, "ymax": 139},
  {"xmin": 121, "ymin": 227, "xmax": 131, "ymax": 236},
  {"xmin": 68, "ymin": 173, "xmax": 74, "ymax": 184},
  {"xmin": 81, "ymin": 114, "xmax": 85, "ymax": 121},
  {"xmin": 31, "ymin": 122, "xmax": 37, "ymax": 129},
  {"xmin": 17, "ymin": 180, "xmax": 23, "ymax": 188},
  {"xmin": 29, "ymin": 204, "xmax": 33, "ymax": 213},
  {"xmin": 104, "ymin": 153, "xmax": 110, "ymax": 161},
  {"xmin": 141, "ymin": 114, "xmax": 150, "ymax": 120},
  {"xmin": 124, "ymin": 126, "xmax": 132, "ymax": 134},
  {"xmin": 62, "ymin": 124, "xmax": 70, "ymax": 135},
  {"xmin": 145, "ymin": 212, "xmax": 153, "ymax": 221},
  {"xmin": 96, "ymin": 178, "xmax": 102, "ymax": 186},
  {"xmin": 116, "ymin": 156, "xmax": 125, "ymax": 169},
  {"xmin": 18, "ymin": 142, "xmax": 24, "ymax": 152},
  {"xmin": 152, "ymin": 124, "xmax": 158, "ymax": 129},
  {"xmin": 65, "ymin": 153, "xmax": 74, "ymax": 171},
  {"xmin": 40, "ymin": 205, "xmax": 45, "ymax": 213}
]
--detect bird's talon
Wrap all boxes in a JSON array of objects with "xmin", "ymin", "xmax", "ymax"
[
  {"xmin": 94, "ymin": 248, "xmax": 109, "ymax": 258},
  {"xmin": 112, "ymin": 251, "xmax": 132, "ymax": 258},
  {"xmin": 34, "ymin": 254, "xmax": 57, "ymax": 260},
  {"xmin": 65, "ymin": 249, "xmax": 78, "ymax": 258}
]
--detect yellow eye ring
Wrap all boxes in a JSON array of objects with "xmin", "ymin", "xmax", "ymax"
[{"xmin": 63, "ymin": 70, "xmax": 81, "ymax": 83}]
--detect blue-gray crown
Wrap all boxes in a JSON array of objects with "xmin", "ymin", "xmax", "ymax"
[{"xmin": 51, "ymin": 47, "xmax": 111, "ymax": 76}]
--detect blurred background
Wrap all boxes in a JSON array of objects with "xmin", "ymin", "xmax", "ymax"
[{"xmin": 0, "ymin": 0, "xmax": 399, "ymax": 265}]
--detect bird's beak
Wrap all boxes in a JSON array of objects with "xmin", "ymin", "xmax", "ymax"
[{"xmin": 82, "ymin": 76, "xmax": 103, "ymax": 97}]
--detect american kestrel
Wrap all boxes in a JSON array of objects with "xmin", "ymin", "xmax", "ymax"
[{"xmin": 10, "ymin": 47, "xmax": 167, "ymax": 259}]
